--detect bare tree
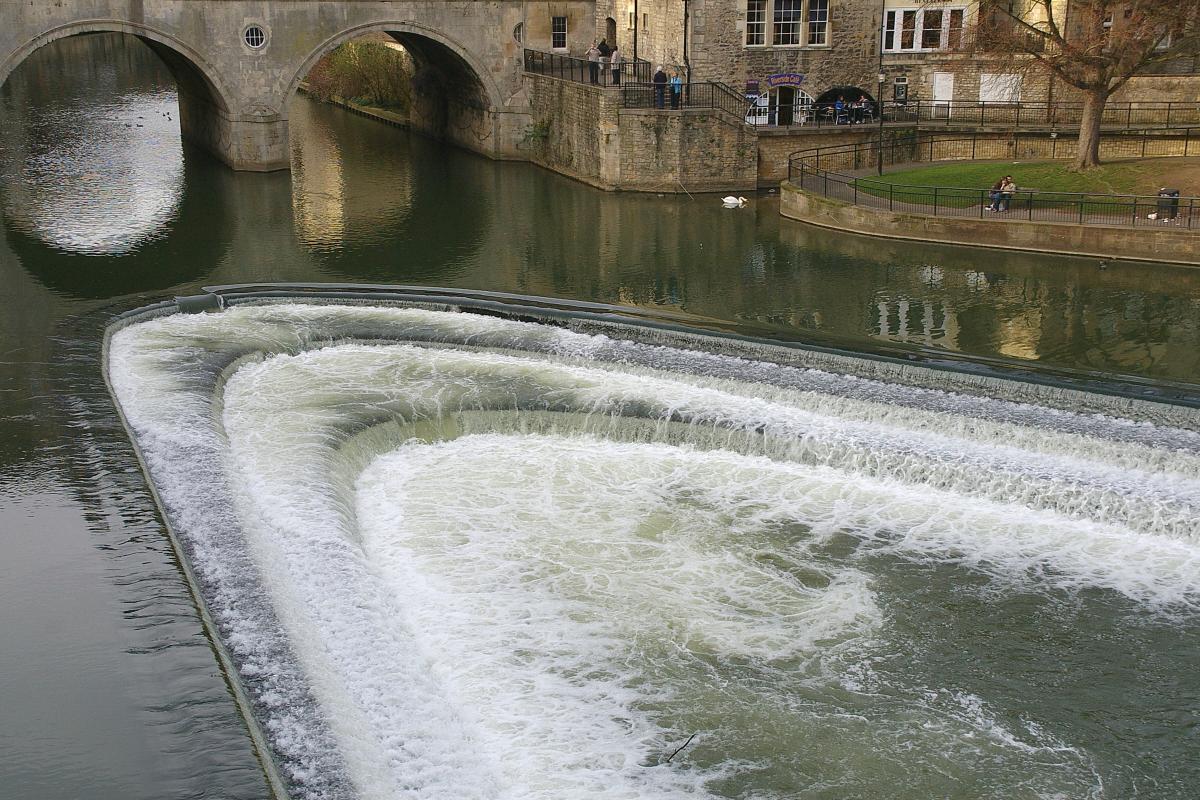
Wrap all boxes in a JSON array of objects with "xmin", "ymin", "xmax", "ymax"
[{"xmin": 971, "ymin": 0, "xmax": 1200, "ymax": 168}]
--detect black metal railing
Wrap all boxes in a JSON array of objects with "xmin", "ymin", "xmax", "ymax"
[
  {"xmin": 880, "ymin": 99, "xmax": 1200, "ymax": 130},
  {"xmin": 522, "ymin": 49, "xmax": 650, "ymax": 86},
  {"xmin": 620, "ymin": 81, "xmax": 752, "ymax": 119},
  {"xmin": 728, "ymin": 98, "xmax": 1200, "ymax": 131},
  {"xmin": 787, "ymin": 131, "xmax": 1200, "ymax": 230}
]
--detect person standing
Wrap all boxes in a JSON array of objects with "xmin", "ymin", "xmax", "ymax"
[
  {"xmin": 670, "ymin": 70, "xmax": 683, "ymax": 109},
  {"xmin": 586, "ymin": 41, "xmax": 601, "ymax": 85},
  {"xmin": 610, "ymin": 46, "xmax": 623, "ymax": 86},
  {"xmin": 653, "ymin": 65, "xmax": 668, "ymax": 108},
  {"xmin": 596, "ymin": 38, "xmax": 612, "ymax": 84}
]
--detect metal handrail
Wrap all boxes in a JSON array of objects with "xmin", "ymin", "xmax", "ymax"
[
  {"xmin": 786, "ymin": 130, "xmax": 1200, "ymax": 231},
  {"xmin": 522, "ymin": 48, "xmax": 650, "ymax": 85},
  {"xmin": 620, "ymin": 81, "xmax": 753, "ymax": 122},
  {"xmin": 879, "ymin": 99, "xmax": 1200, "ymax": 131}
]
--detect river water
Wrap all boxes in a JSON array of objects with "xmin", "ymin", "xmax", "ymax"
[{"xmin": 2, "ymin": 33, "xmax": 1199, "ymax": 800}]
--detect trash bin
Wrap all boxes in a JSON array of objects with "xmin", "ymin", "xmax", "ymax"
[{"xmin": 1157, "ymin": 188, "xmax": 1180, "ymax": 220}]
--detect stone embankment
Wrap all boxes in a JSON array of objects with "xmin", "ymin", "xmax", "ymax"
[{"xmin": 779, "ymin": 180, "xmax": 1200, "ymax": 267}]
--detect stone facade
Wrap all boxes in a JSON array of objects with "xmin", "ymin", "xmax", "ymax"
[
  {"xmin": 525, "ymin": 73, "xmax": 757, "ymax": 191},
  {"xmin": 644, "ymin": 1, "xmax": 1198, "ymax": 111}
]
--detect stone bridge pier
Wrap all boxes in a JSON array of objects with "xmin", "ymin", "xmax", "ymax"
[{"xmin": 0, "ymin": 1, "xmax": 551, "ymax": 171}]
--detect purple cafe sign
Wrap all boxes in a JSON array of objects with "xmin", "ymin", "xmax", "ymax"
[{"xmin": 766, "ymin": 72, "xmax": 806, "ymax": 88}]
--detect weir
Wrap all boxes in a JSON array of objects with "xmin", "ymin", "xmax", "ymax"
[{"xmin": 104, "ymin": 292, "xmax": 1200, "ymax": 800}]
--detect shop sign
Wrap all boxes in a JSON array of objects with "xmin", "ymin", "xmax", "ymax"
[{"xmin": 766, "ymin": 72, "xmax": 806, "ymax": 88}]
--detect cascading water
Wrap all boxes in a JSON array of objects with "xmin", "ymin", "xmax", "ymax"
[{"xmin": 104, "ymin": 299, "xmax": 1200, "ymax": 800}]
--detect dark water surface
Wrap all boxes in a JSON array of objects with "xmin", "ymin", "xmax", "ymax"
[{"xmin": 2, "ymin": 33, "xmax": 1199, "ymax": 800}]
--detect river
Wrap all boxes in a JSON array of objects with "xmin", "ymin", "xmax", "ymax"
[{"xmin": 2, "ymin": 33, "xmax": 1198, "ymax": 800}]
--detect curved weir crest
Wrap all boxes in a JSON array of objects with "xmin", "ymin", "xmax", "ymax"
[{"xmin": 104, "ymin": 300, "xmax": 1200, "ymax": 800}]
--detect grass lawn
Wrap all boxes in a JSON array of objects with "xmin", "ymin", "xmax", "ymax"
[{"xmin": 851, "ymin": 157, "xmax": 1200, "ymax": 210}]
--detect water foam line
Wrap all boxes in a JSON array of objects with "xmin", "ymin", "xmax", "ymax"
[
  {"xmin": 101, "ymin": 310, "xmax": 293, "ymax": 800},
  {"xmin": 195, "ymin": 283, "xmax": 1200, "ymax": 414}
]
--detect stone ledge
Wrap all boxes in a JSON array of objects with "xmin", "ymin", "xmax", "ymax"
[{"xmin": 779, "ymin": 180, "xmax": 1200, "ymax": 267}]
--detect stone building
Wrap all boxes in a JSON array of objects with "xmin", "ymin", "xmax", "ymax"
[{"xmin": 571, "ymin": 1, "xmax": 1200, "ymax": 123}]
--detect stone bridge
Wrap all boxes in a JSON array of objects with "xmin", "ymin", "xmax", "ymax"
[{"xmin": 0, "ymin": 1, "xmax": 591, "ymax": 170}]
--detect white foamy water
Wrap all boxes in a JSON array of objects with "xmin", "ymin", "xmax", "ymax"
[{"xmin": 105, "ymin": 301, "xmax": 1200, "ymax": 800}]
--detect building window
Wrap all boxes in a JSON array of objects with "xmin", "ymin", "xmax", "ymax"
[
  {"xmin": 807, "ymin": 0, "xmax": 828, "ymax": 45},
  {"xmin": 921, "ymin": 10, "xmax": 943, "ymax": 49},
  {"xmin": 947, "ymin": 9, "xmax": 964, "ymax": 49},
  {"xmin": 773, "ymin": 0, "xmax": 803, "ymax": 46},
  {"xmin": 242, "ymin": 25, "xmax": 267, "ymax": 50},
  {"xmin": 884, "ymin": 7, "xmax": 966, "ymax": 52},
  {"xmin": 551, "ymin": 16, "xmax": 567, "ymax": 49},
  {"xmin": 745, "ymin": 1, "xmax": 832, "ymax": 49},
  {"xmin": 746, "ymin": 0, "xmax": 767, "ymax": 46}
]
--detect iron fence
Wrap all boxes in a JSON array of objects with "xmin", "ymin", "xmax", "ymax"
[
  {"xmin": 880, "ymin": 99, "xmax": 1200, "ymax": 130},
  {"xmin": 787, "ymin": 131, "xmax": 1200, "ymax": 231},
  {"xmin": 522, "ymin": 49, "xmax": 650, "ymax": 86},
  {"xmin": 735, "ymin": 98, "xmax": 1200, "ymax": 131},
  {"xmin": 620, "ymin": 81, "xmax": 751, "ymax": 119}
]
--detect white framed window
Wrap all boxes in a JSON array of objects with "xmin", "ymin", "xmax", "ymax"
[
  {"xmin": 746, "ymin": 0, "xmax": 767, "ymax": 46},
  {"xmin": 807, "ymin": 0, "xmax": 829, "ymax": 45},
  {"xmin": 884, "ymin": 6, "xmax": 966, "ymax": 52},
  {"xmin": 745, "ymin": 0, "xmax": 834, "ymax": 48},
  {"xmin": 551, "ymin": 16, "xmax": 567, "ymax": 50},
  {"xmin": 774, "ymin": 0, "xmax": 803, "ymax": 46}
]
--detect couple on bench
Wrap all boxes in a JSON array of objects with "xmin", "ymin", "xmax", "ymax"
[{"xmin": 987, "ymin": 176, "xmax": 1016, "ymax": 212}]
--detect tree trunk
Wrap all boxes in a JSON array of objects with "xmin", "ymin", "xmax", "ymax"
[{"xmin": 1075, "ymin": 89, "xmax": 1107, "ymax": 170}]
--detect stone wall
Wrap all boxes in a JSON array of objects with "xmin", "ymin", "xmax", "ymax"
[
  {"xmin": 689, "ymin": 0, "xmax": 881, "ymax": 95},
  {"xmin": 524, "ymin": 74, "xmax": 616, "ymax": 186},
  {"xmin": 617, "ymin": 108, "xmax": 758, "ymax": 191},
  {"xmin": 756, "ymin": 125, "xmax": 882, "ymax": 184},
  {"xmin": 780, "ymin": 180, "xmax": 1200, "ymax": 267},
  {"xmin": 1111, "ymin": 75, "xmax": 1200, "ymax": 105},
  {"xmin": 524, "ymin": 73, "xmax": 756, "ymax": 191},
  {"xmin": 593, "ymin": 0, "xmax": 686, "ymax": 73}
]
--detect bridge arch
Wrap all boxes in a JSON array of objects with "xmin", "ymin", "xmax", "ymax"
[
  {"xmin": 285, "ymin": 21, "xmax": 509, "ymax": 157},
  {"xmin": 0, "ymin": 20, "xmax": 257, "ymax": 168},
  {"xmin": 0, "ymin": 20, "xmax": 233, "ymax": 113},
  {"xmin": 285, "ymin": 21, "xmax": 505, "ymax": 112}
]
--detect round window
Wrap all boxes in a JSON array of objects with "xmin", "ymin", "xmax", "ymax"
[{"xmin": 243, "ymin": 25, "xmax": 267, "ymax": 49}]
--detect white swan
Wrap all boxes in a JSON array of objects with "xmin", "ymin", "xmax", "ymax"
[{"xmin": 722, "ymin": 196, "xmax": 748, "ymax": 207}]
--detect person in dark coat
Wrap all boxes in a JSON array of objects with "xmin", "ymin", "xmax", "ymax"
[{"xmin": 653, "ymin": 66, "xmax": 668, "ymax": 108}]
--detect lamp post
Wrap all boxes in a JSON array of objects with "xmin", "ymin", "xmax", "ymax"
[
  {"xmin": 682, "ymin": 0, "xmax": 690, "ymax": 83},
  {"xmin": 877, "ymin": 71, "xmax": 886, "ymax": 175},
  {"xmin": 876, "ymin": 0, "xmax": 887, "ymax": 176}
]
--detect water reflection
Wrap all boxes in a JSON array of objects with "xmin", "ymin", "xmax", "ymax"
[
  {"xmin": 1, "ymin": 33, "xmax": 1198, "ymax": 383},
  {"xmin": 0, "ymin": 35, "xmax": 183, "ymax": 255},
  {"xmin": 291, "ymin": 98, "xmax": 485, "ymax": 280},
  {"xmin": 0, "ymin": 34, "xmax": 228, "ymax": 299}
]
